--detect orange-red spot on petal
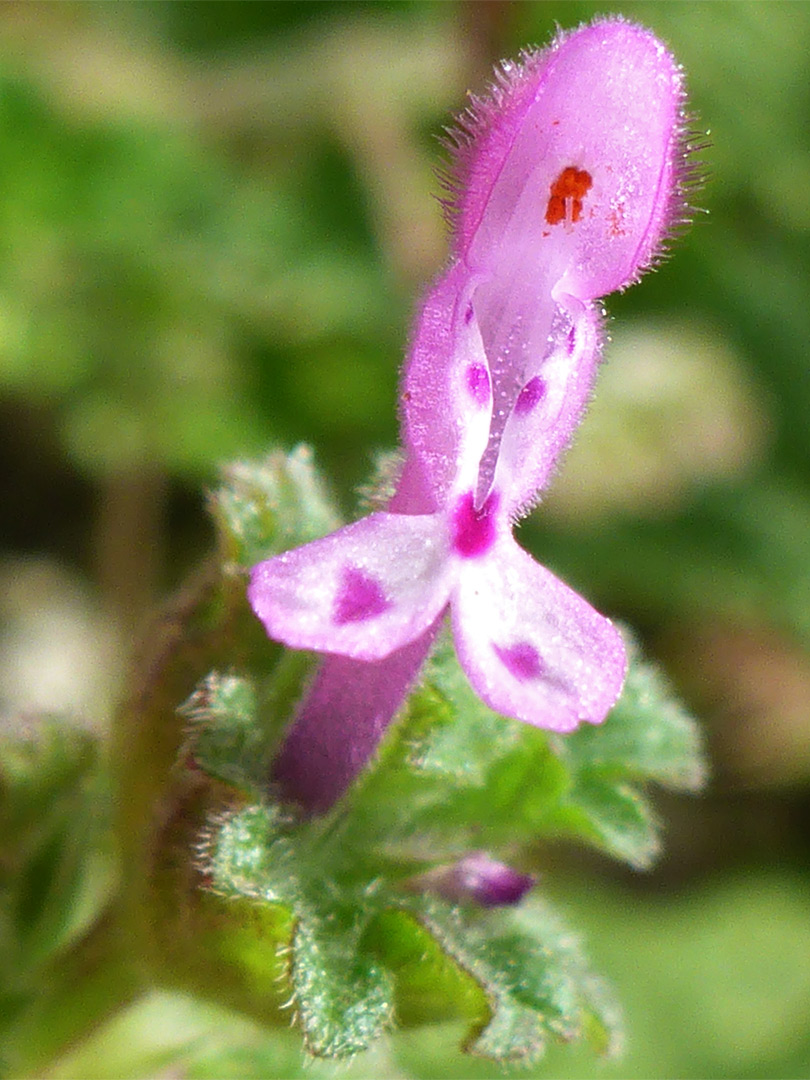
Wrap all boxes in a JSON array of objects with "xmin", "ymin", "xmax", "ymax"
[
  {"xmin": 608, "ymin": 204, "xmax": 626, "ymax": 237},
  {"xmin": 545, "ymin": 166, "xmax": 592, "ymax": 226}
]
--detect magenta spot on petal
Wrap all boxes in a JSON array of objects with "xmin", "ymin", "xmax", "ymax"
[
  {"xmin": 464, "ymin": 302, "xmax": 474, "ymax": 325},
  {"xmin": 493, "ymin": 641, "xmax": 544, "ymax": 681},
  {"xmin": 514, "ymin": 376, "xmax": 546, "ymax": 415},
  {"xmin": 567, "ymin": 325, "xmax": 577, "ymax": 354},
  {"xmin": 451, "ymin": 491, "xmax": 499, "ymax": 558},
  {"xmin": 465, "ymin": 362, "xmax": 490, "ymax": 406},
  {"xmin": 334, "ymin": 567, "xmax": 390, "ymax": 625}
]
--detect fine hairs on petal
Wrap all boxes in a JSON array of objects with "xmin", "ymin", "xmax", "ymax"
[
  {"xmin": 628, "ymin": 70, "xmax": 709, "ymax": 283},
  {"xmin": 658, "ymin": 111, "xmax": 710, "ymax": 259},
  {"xmin": 437, "ymin": 46, "xmax": 547, "ymax": 235}
]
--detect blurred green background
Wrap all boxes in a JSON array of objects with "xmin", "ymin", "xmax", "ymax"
[{"xmin": 1, "ymin": 2, "xmax": 810, "ymax": 1077}]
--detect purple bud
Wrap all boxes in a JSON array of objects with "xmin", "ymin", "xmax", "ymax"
[
  {"xmin": 412, "ymin": 854, "xmax": 535, "ymax": 908},
  {"xmin": 456, "ymin": 853, "xmax": 535, "ymax": 907}
]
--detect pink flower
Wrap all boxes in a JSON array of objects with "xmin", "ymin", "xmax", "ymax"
[{"xmin": 250, "ymin": 18, "xmax": 696, "ymax": 798}]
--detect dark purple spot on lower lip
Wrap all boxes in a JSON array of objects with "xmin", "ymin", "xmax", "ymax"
[
  {"xmin": 493, "ymin": 641, "xmax": 544, "ymax": 681},
  {"xmin": 464, "ymin": 303, "xmax": 474, "ymax": 325},
  {"xmin": 333, "ymin": 566, "xmax": 389, "ymax": 624},
  {"xmin": 451, "ymin": 490, "xmax": 498, "ymax": 558},
  {"xmin": 567, "ymin": 325, "xmax": 577, "ymax": 354},
  {"xmin": 465, "ymin": 362, "xmax": 490, "ymax": 406},
  {"xmin": 514, "ymin": 376, "xmax": 546, "ymax": 415}
]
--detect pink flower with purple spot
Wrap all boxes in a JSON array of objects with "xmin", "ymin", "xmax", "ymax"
[{"xmin": 249, "ymin": 17, "xmax": 698, "ymax": 807}]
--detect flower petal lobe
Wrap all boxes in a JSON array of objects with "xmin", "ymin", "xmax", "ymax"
[
  {"xmin": 249, "ymin": 513, "xmax": 451, "ymax": 661},
  {"xmin": 452, "ymin": 539, "xmax": 627, "ymax": 731}
]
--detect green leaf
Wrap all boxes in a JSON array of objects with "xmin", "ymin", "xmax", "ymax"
[
  {"xmin": 554, "ymin": 633, "xmax": 709, "ymax": 793},
  {"xmin": 208, "ymin": 804, "xmax": 394, "ymax": 1057},
  {"xmin": 327, "ymin": 628, "xmax": 705, "ymax": 873},
  {"xmin": 363, "ymin": 908, "xmax": 485, "ymax": 1030},
  {"xmin": 211, "ymin": 446, "xmax": 341, "ymax": 569},
  {"xmin": 0, "ymin": 718, "xmax": 120, "ymax": 1076},
  {"xmin": 209, "ymin": 803, "xmax": 300, "ymax": 905},
  {"xmin": 172, "ymin": 446, "xmax": 343, "ymax": 790},
  {"xmin": 551, "ymin": 775, "xmax": 661, "ymax": 870},
  {"xmin": 543, "ymin": 632, "xmax": 708, "ymax": 867},
  {"xmin": 333, "ymin": 629, "xmax": 567, "ymax": 867},
  {"xmin": 293, "ymin": 909, "xmax": 394, "ymax": 1057},
  {"xmin": 0, "ymin": 719, "xmax": 116, "ymax": 977},
  {"xmin": 395, "ymin": 896, "xmax": 622, "ymax": 1064},
  {"xmin": 206, "ymin": 803, "xmax": 620, "ymax": 1063},
  {"xmin": 179, "ymin": 674, "xmax": 267, "ymax": 795},
  {"xmin": 178, "ymin": 667, "xmax": 313, "ymax": 797}
]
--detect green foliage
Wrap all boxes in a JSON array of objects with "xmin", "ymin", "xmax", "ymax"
[
  {"xmin": 211, "ymin": 446, "xmax": 341, "ymax": 570},
  {"xmin": 395, "ymin": 897, "xmax": 621, "ymax": 1061},
  {"xmin": 534, "ymin": 478, "xmax": 810, "ymax": 656},
  {"xmin": 546, "ymin": 637, "xmax": 708, "ymax": 868},
  {"xmin": 339, "ymin": 631, "xmax": 567, "ymax": 867},
  {"xmin": 0, "ymin": 719, "xmax": 119, "ymax": 1074},
  {"xmin": 556, "ymin": 640, "xmax": 708, "ymax": 792},
  {"xmin": 206, "ymin": 802, "xmax": 619, "ymax": 1064},
  {"xmin": 323, "ymin": 629, "xmax": 705, "ymax": 874},
  {"xmin": 26, "ymin": 870, "xmax": 810, "ymax": 1080},
  {"xmin": 179, "ymin": 674, "xmax": 268, "ymax": 794},
  {"xmin": 0, "ymin": 720, "xmax": 115, "ymax": 978},
  {"xmin": 175, "ymin": 447, "xmax": 343, "ymax": 789},
  {"xmin": 149, "ymin": 449, "xmax": 706, "ymax": 1064},
  {"xmin": 0, "ymin": 55, "xmax": 401, "ymax": 482},
  {"xmin": 209, "ymin": 803, "xmax": 396, "ymax": 1056}
]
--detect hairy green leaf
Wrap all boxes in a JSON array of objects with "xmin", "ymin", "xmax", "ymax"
[{"xmin": 211, "ymin": 446, "xmax": 341, "ymax": 570}]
